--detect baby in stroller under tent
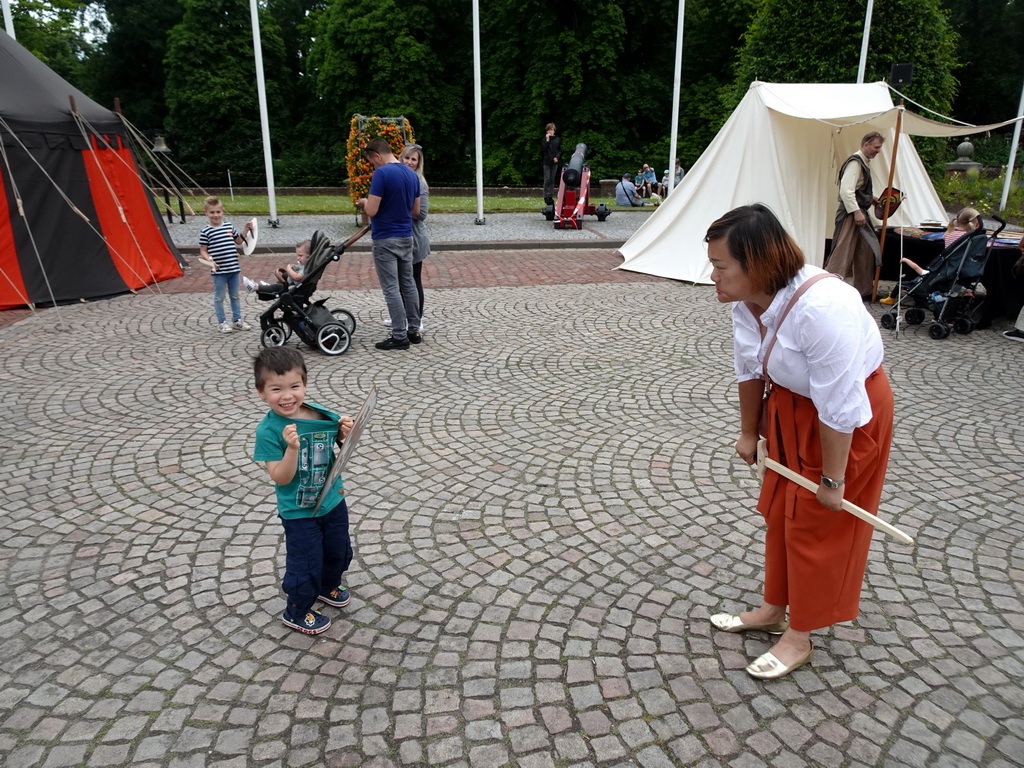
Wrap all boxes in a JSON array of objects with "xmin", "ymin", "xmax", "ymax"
[{"xmin": 880, "ymin": 208, "xmax": 1005, "ymax": 339}]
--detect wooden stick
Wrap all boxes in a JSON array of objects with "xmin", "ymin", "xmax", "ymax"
[
  {"xmin": 873, "ymin": 102, "xmax": 904, "ymax": 302},
  {"xmin": 756, "ymin": 439, "xmax": 914, "ymax": 545}
]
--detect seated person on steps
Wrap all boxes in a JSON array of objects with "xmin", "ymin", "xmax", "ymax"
[{"xmin": 614, "ymin": 173, "xmax": 650, "ymax": 207}]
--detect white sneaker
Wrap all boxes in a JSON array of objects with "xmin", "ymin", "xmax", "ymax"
[
  {"xmin": 233, "ymin": 319, "xmax": 252, "ymax": 331},
  {"xmin": 243, "ymin": 276, "xmax": 257, "ymax": 293},
  {"xmin": 381, "ymin": 317, "xmax": 392, "ymax": 327},
  {"xmin": 219, "ymin": 322, "xmax": 233, "ymax": 333},
  {"xmin": 417, "ymin": 320, "xmax": 425, "ymax": 332}
]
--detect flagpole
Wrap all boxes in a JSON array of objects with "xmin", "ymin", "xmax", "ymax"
[
  {"xmin": 249, "ymin": 0, "xmax": 278, "ymax": 226},
  {"xmin": 472, "ymin": 0, "xmax": 485, "ymax": 225},
  {"xmin": 667, "ymin": 0, "xmax": 685, "ymax": 195},
  {"xmin": 856, "ymin": 0, "xmax": 874, "ymax": 83},
  {"xmin": 1, "ymin": 0, "xmax": 14, "ymax": 40},
  {"xmin": 998, "ymin": 73, "xmax": 1024, "ymax": 211}
]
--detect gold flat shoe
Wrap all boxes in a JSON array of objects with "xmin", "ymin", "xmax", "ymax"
[
  {"xmin": 710, "ymin": 612, "xmax": 789, "ymax": 635},
  {"xmin": 746, "ymin": 643, "xmax": 814, "ymax": 679}
]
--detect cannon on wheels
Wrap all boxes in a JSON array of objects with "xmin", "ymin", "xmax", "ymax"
[{"xmin": 543, "ymin": 143, "xmax": 610, "ymax": 229}]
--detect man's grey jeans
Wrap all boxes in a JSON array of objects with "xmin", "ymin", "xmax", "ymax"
[{"xmin": 372, "ymin": 237, "xmax": 421, "ymax": 340}]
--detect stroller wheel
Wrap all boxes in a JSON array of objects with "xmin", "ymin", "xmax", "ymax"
[
  {"xmin": 953, "ymin": 317, "xmax": 975, "ymax": 335},
  {"xmin": 905, "ymin": 307, "xmax": 926, "ymax": 325},
  {"xmin": 261, "ymin": 324, "xmax": 289, "ymax": 348},
  {"xmin": 330, "ymin": 308, "xmax": 357, "ymax": 335},
  {"xmin": 880, "ymin": 312, "xmax": 896, "ymax": 330},
  {"xmin": 315, "ymin": 322, "xmax": 351, "ymax": 356},
  {"xmin": 928, "ymin": 322, "xmax": 951, "ymax": 340}
]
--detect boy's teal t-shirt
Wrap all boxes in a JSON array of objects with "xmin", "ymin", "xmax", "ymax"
[{"xmin": 253, "ymin": 403, "xmax": 344, "ymax": 518}]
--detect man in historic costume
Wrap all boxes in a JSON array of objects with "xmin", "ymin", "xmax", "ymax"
[{"xmin": 827, "ymin": 132, "xmax": 884, "ymax": 300}]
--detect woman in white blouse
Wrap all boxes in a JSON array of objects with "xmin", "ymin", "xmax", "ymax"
[{"xmin": 704, "ymin": 204, "xmax": 894, "ymax": 680}]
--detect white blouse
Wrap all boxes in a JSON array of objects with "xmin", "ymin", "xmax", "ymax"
[{"xmin": 733, "ymin": 266, "xmax": 885, "ymax": 433}]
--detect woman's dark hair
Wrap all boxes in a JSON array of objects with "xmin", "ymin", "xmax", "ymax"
[{"xmin": 704, "ymin": 204, "xmax": 804, "ymax": 294}]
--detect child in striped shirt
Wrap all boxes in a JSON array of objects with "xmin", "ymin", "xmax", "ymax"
[{"xmin": 199, "ymin": 196, "xmax": 253, "ymax": 333}]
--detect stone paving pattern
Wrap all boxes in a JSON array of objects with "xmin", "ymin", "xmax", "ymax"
[{"xmin": 1, "ymin": 246, "xmax": 1023, "ymax": 768}]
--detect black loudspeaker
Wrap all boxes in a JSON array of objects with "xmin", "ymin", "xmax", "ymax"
[{"xmin": 889, "ymin": 63, "xmax": 913, "ymax": 87}]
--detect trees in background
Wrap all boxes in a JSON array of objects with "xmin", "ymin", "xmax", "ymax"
[{"xmin": 8, "ymin": 0, "xmax": 1017, "ymax": 186}]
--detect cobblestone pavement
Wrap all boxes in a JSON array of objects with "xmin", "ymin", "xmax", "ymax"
[{"xmin": 1, "ymin": 248, "xmax": 1023, "ymax": 768}]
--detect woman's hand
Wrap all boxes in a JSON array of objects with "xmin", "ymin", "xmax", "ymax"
[
  {"xmin": 816, "ymin": 484, "xmax": 844, "ymax": 511},
  {"xmin": 736, "ymin": 433, "xmax": 758, "ymax": 465}
]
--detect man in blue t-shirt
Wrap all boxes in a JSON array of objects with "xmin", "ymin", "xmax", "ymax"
[{"xmin": 356, "ymin": 139, "xmax": 422, "ymax": 350}]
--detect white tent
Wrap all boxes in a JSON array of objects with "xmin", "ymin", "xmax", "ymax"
[{"xmin": 618, "ymin": 81, "xmax": 1017, "ymax": 284}]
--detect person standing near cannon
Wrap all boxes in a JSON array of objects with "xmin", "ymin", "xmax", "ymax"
[{"xmin": 541, "ymin": 123, "xmax": 561, "ymax": 208}]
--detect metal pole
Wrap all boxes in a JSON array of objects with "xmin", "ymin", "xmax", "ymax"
[
  {"xmin": 249, "ymin": 0, "xmax": 278, "ymax": 226},
  {"xmin": 1, "ymin": 0, "xmax": 14, "ymax": 40},
  {"xmin": 856, "ymin": 0, "xmax": 874, "ymax": 84},
  {"xmin": 998, "ymin": 74, "xmax": 1024, "ymax": 211},
  {"xmin": 472, "ymin": 0, "xmax": 485, "ymax": 225},
  {"xmin": 2, "ymin": 0, "xmax": 15, "ymax": 41},
  {"xmin": 667, "ymin": 0, "xmax": 685, "ymax": 195}
]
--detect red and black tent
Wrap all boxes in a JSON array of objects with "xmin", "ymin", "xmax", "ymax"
[{"xmin": 0, "ymin": 32, "xmax": 182, "ymax": 311}]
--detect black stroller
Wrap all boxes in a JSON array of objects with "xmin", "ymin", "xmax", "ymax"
[
  {"xmin": 256, "ymin": 226, "xmax": 368, "ymax": 355},
  {"xmin": 880, "ymin": 216, "xmax": 1005, "ymax": 339}
]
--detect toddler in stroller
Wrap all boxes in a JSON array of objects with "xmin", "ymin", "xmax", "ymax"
[
  {"xmin": 256, "ymin": 227, "xmax": 368, "ymax": 355},
  {"xmin": 880, "ymin": 215, "xmax": 1005, "ymax": 339}
]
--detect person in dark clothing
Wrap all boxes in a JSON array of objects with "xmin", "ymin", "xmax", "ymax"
[{"xmin": 541, "ymin": 123, "xmax": 561, "ymax": 207}]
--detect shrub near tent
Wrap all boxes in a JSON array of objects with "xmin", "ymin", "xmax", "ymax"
[
  {"xmin": 0, "ymin": 34, "xmax": 182, "ymax": 311},
  {"xmin": 345, "ymin": 115, "xmax": 415, "ymax": 206}
]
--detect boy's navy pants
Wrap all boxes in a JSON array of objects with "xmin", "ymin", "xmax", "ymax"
[{"xmin": 280, "ymin": 498, "xmax": 352, "ymax": 619}]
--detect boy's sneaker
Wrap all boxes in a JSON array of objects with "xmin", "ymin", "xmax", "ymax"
[
  {"xmin": 408, "ymin": 331, "xmax": 422, "ymax": 345},
  {"xmin": 243, "ymin": 276, "xmax": 257, "ymax": 293},
  {"xmin": 219, "ymin": 321, "xmax": 233, "ymax": 333},
  {"xmin": 319, "ymin": 586, "xmax": 351, "ymax": 607},
  {"xmin": 282, "ymin": 609, "xmax": 331, "ymax": 635},
  {"xmin": 381, "ymin": 317, "xmax": 392, "ymax": 327},
  {"xmin": 375, "ymin": 335, "xmax": 410, "ymax": 350},
  {"xmin": 233, "ymin": 319, "xmax": 252, "ymax": 331},
  {"xmin": 1003, "ymin": 329, "xmax": 1024, "ymax": 343}
]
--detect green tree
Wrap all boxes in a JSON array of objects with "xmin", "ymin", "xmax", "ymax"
[
  {"xmin": 8, "ymin": 0, "xmax": 96, "ymax": 84},
  {"xmin": 306, "ymin": 0, "xmax": 471, "ymax": 184},
  {"xmin": 85, "ymin": 0, "xmax": 183, "ymax": 131},
  {"xmin": 733, "ymin": 0, "xmax": 958, "ymax": 172},
  {"xmin": 163, "ymin": 0, "xmax": 288, "ymax": 185}
]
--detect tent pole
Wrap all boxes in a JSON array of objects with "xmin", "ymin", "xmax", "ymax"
[
  {"xmin": 249, "ymin": 0, "xmax": 278, "ymax": 227},
  {"xmin": 667, "ymin": 0, "xmax": 685, "ymax": 195},
  {"xmin": 873, "ymin": 102, "xmax": 902, "ymax": 302},
  {"xmin": 998, "ymin": 73, "xmax": 1024, "ymax": 211}
]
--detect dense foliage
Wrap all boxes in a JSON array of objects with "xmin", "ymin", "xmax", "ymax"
[
  {"xmin": 345, "ymin": 116, "xmax": 415, "ymax": 203},
  {"xmin": 8, "ymin": 0, "xmax": 1021, "ymax": 189}
]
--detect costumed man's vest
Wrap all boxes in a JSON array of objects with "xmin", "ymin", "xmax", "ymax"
[{"xmin": 836, "ymin": 154, "xmax": 873, "ymax": 213}]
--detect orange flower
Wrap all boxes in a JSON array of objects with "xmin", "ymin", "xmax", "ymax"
[{"xmin": 346, "ymin": 115, "xmax": 416, "ymax": 204}]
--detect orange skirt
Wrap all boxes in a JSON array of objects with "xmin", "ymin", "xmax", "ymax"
[{"xmin": 758, "ymin": 368, "xmax": 894, "ymax": 632}]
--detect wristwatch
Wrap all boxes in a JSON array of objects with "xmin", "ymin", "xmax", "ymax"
[{"xmin": 821, "ymin": 474, "xmax": 845, "ymax": 489}]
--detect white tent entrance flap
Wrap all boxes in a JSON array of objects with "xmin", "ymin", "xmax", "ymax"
[{"xmin": 617, "ymin": 81, "xmax": 1020, "ymax": 285}]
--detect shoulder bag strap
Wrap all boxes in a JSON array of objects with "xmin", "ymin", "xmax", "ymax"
[{"xmin": 761, "ymin": 273, "xmax": 839, "ymax": 386}]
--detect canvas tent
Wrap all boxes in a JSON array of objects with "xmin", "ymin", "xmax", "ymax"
[
  {"xmin": 618, "ymin": 81, "xmax": 1018, "ymax": 284},
  {"xmin": 0, "ymin": 32, "xmax": 182, "ymax": 311}
]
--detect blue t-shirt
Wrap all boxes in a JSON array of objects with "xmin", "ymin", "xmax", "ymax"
[
  {"xmin": 368, "ymin": 162, "xmax": 420, "ymax": 240},
  {"xmin": 253, "ymin": 403, "xmax": 344, "ymax": 518}
]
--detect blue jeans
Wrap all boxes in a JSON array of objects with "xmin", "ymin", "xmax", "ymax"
[
  {"xmin": 280, "ymin": 499, "xmax": 352, "ymax": 619},
  {"xmin": 372, "ymin": 237, "xmax": 420, "ymax": 340},
  {"xmin": 212, "ymin": 271, "xmax": 242, "ymax": 324}
]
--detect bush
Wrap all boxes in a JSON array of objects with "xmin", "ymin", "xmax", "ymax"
[{"xmin": 934, "ymin": 168, "xmax": 1024, "ymax": 225}]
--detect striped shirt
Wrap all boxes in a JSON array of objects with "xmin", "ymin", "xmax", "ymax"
[{"xmin": 199, "ymin": 223, "xmax": 240, "ymax": 274}]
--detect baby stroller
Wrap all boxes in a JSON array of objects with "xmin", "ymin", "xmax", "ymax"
[
  {"xmin": 880, "ymin": 216, "xmax": 1005, "ymax": 339},
  {"xmin": 257, "ymin": 226, "xmax": 368, "ymax": 355}
]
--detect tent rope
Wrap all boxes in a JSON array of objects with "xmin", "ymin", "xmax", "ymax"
[
  {"xmin": 886, "ymin": 86, "xmax": 975, "ymax": 127},
  {"xmin": 0, "ymin": 129, "xmax": 66, "ymax": 324},
  {"xmin": 119, "ymin": 115, "xmax": 206, "ymax": 217},
  {"xmin": 72, "ymin": 110, "xmax": 163, "ymax": 290}
]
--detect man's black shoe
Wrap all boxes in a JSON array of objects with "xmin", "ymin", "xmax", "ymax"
[
  {"xmin": 375, "ymin": 335, "xmax": 410, "ymax": 350},
  {"xmin": 408, "ymin": 331, "xmax": 422, "ymax": 345}
]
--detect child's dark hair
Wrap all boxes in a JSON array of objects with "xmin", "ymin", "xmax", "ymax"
[{"xmin": 254, "ymin": 347, "xmax": 306, "ymax": 390}]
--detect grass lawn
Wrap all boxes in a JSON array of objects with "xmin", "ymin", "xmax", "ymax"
[{"xmin": 170, "ymin": 193, "xmax": 628, "ymax": 216}]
